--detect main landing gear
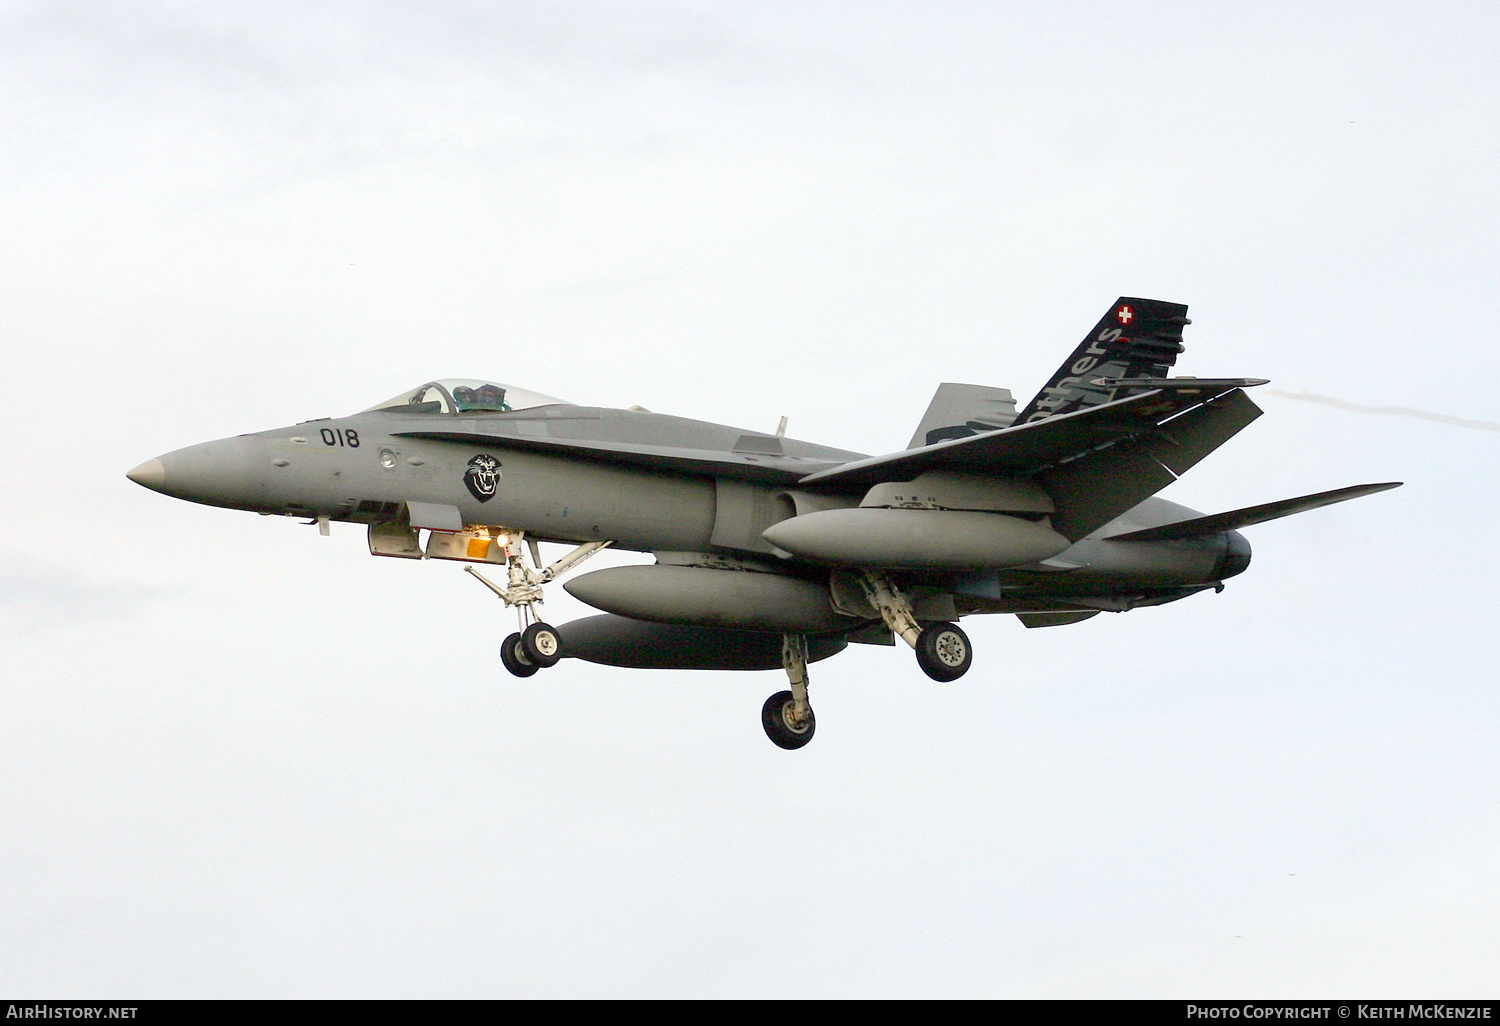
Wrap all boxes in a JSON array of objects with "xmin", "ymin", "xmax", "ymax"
[
  {"xmin": 465, "ymin": 532, "xmax": 611, "ymax": 678},
  {"xmin": 759, "ymin": 575, "xmax": 976, "ymax": 750},
  {"xmin": 762, "ymin": 634, "xmax": 816, "ymax": 750},
  {"xmin": 857, "ymin": 570, "xmax": 973, "ymax": 683}
]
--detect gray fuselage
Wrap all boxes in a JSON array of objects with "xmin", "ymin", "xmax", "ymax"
[{"xmin": 131, "ymin": 402, "xmax": 1249, "ymax": 619}]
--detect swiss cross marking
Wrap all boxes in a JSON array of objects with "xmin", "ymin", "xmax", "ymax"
[{"xmin": 1117, "ymin": 305, "xmax": 1134, "ymax": 324}]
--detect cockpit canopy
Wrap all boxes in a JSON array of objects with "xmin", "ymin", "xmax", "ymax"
[{"xmin": 363, "ymin": 379, "xmax": 569, "ymax": 415}]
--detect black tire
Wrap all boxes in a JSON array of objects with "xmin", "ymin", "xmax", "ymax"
[
  {"xmin": 915, "ymin": 621, "xmax": 972, "ymax": 682},
  {"xmin": 500, "ymin": 632, "xmax": 539, "ymax": 677},
  {"xmin": 520, "ymin": 622, "xmax": 562, "ymax": 667},
  {"xmin": 761, "ymin": 690, "xmax": 816, "ymax": 750}
]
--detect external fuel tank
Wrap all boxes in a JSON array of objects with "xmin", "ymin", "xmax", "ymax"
[
  {"xmin": 563, "ymin": 564, "xmax": 852, "ymax": 633},
  {"xmin": 556, "ymin": 614, "xmax": 848, "ymax": 670},
  {"xmin": 760, "ymin": 508, "xmax": 1071, "ymax": 570}
]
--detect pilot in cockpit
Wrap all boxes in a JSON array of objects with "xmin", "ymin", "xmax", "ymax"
[{"xmin": 452, "ymin": 383, "xmax": 510, "ymax": 412}]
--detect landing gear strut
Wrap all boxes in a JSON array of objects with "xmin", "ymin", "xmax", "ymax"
[
  {"xmin": 858, "ymin": 570, "xmax": 973, "ymax": 682},
  {"xmin": 466, "ymin": 533, "xmax": 611, "ymax": 677},
  {"xmin": 762, "ymin": 634, "xmax": 816, "ymax": 749}
]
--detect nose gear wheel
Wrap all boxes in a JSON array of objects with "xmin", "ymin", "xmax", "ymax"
[
  {"xmin": 500, "ymin": 632, "xmax": 539, "ymax": 677},
  {"xmin": 520, "ymin": 622, "xmax": 562, "ymax": 667},
  {"xmin": 466, "ymin": 534, "xmax": 611, "ymax": 677}
]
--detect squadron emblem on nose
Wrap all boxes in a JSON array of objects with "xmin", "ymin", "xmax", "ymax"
[{"xmin": 464, "ymin": 454, "xmax": 502, "ymax": 502}]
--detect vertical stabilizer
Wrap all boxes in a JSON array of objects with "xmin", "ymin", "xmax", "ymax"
[
  {"xmin": 907, "ymin": 383, "xmax": 1017, "ymax": 449},
  {"xmin": 1014, "ymin": 298, "xmax": 1189, "ymax": 425}
]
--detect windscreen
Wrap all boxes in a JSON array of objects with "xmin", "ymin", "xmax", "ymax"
[{"xmin": 363, "ymin": 379, "xmax": 568, "ymax": 415}]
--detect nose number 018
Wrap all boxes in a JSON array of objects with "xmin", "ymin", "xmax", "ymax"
[{"xmin": 320, "ymin": 428, "xmax": 360, "ymax": 448}]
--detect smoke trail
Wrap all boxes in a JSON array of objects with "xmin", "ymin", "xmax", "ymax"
[{"xmin": 1266, "ymin": 390, "xmax": 1500, "ymax": 432}]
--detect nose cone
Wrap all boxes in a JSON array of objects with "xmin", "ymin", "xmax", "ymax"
[
  {"xmin": 126, "ymin": 436, "xmax": 269, "ymax": 510},
  {"xmin": 126, "ymin": 458, "xmax": 167, "ymax": 492}
]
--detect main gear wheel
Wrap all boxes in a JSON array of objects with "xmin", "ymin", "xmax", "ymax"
[
  {"xmin": 914, "ymin": 621, "xmax": 972, "ymax": 682},
  {"xmin": 761, "ymin": 690, "xmax": 816, "ymax": 750}
]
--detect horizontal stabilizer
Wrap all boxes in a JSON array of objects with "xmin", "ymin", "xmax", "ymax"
[{"xmin": 1105, "ymin": 482, "xmax": 1403, "ymax": 542}]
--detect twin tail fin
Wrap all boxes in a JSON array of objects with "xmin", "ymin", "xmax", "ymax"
[{"xmin": 1014, "ymin": 297, "xmax": 1189, "ymax": 425}]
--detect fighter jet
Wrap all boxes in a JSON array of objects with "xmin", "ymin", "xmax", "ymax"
[{"xmin": 127, "ymin": 298, "xmax": 1400, "ymax": 749}]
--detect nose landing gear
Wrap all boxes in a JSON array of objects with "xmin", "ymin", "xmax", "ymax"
[
  {"xmin": 497, "ymin": 620, "xmax": 564, "ymax": 678},
  {"xmin": 466, "ymin": 533, "xmax": 611, "ymax": 677}
]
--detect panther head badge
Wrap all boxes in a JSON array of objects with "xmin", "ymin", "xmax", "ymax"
[{"xmin": 463, "ymin": 454, "xmax": 502, "ymax": 502}]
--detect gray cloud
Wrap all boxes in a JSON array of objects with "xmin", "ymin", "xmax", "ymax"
[
  {"xmin": 0, "ymin": 555, "xmax": 178, "ymax": 634},
  {"xmin": 4, "ymin": 0, "xmax": 1500, "ymax": 997}
]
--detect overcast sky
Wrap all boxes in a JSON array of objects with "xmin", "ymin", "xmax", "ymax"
[{"xmin": 3, "ymin": 0, "xmax": 1498, "ymax": 997}]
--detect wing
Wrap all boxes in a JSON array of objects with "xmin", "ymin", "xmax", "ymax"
[
  {"xmin": 800, "ymin": 384, "xmax": 1266, "ymax": 540},
  {"xmin": 800, "ymin": 384, "xmax": 1260, "ymax": 486},
  {"xmin": 1104, "ymin": 482, "xmax": 1403, "ymax": 541}
]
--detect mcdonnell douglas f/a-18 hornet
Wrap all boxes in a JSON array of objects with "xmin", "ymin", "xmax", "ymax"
[{"xmin": 128, "ymin": 298, "xmax": 1400, "ymax": 749}]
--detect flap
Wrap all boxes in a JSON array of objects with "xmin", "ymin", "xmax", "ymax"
[{"xmin": 1040, "ymin": 389, "xmax": 1263, "ymax": 540}]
